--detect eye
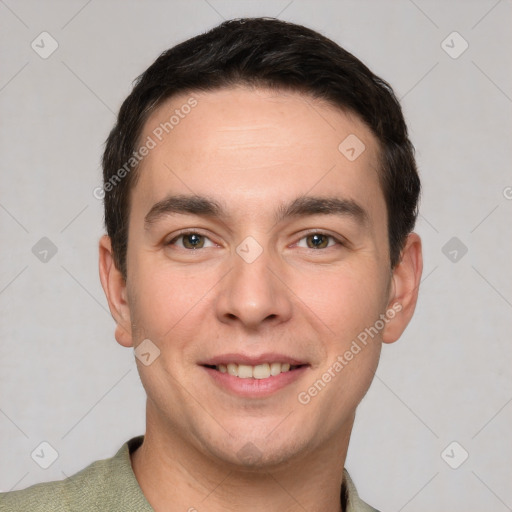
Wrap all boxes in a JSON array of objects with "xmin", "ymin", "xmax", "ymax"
[
  {"xmin": 168, "ymin": 231, "xmax": 216, "ymax": 250},
  {"xmin": 296, "ymin": 232, "xmax": 341, "ymax": 250}
]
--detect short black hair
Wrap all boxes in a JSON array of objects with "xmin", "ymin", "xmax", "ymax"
[{"xmin": 102, "ymin": 17, "xmax": 420, "ymax": 279}]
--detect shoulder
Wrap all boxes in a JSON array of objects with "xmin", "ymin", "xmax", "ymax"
[
  {"xmin": 0, "ymin": 458, "xmax": 112, "ymax": 512},
  {"xmin": 0, "ymin": 436, "xmax": 152, "ymax": 512}
]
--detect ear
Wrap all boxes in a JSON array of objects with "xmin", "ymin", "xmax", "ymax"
[
  {"xmin": 382, "ymin": 232, "xmax": 423, "ymax": 344},
  {"xmin": 98, "ymin": 235, "xmax": 133, "ymax": 348}
]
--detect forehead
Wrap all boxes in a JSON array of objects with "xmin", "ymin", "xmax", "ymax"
[{"xmin": 132, "ymin": 86, "xmax": 384, "ymax": 225}]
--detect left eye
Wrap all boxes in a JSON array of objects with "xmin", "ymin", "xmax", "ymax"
[{"xmin": 296, "ymin": 233, "xmax": 339, "ymax": 249}]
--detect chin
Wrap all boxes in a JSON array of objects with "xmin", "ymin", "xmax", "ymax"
[{"xmin": 196, "ymin": 419, "xmax": 315, "ymax": 471}]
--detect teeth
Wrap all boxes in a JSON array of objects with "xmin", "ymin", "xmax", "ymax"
[
  {"xmin": 253, "ymin": 363, "xmax": 270, "ymax": 379},
  {"xmin": 215, "ymin": 362, "xmax": 296, "ymax": 379},
  {"xmin": 270, "ymin": 362, "xmax": 282, "ymax": 376},
  {"xmin": 238, "ymin": 364, "xmax": 253, "ymax": 379}
]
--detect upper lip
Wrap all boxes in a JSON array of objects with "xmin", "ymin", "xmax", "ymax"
[{"xmin": 200, "ymin": 353, "xmax": 308, "ymax": 366}]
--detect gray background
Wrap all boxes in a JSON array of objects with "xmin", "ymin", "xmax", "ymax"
[{"xmin": 1, "ymin": 1, "xmax": 511, "ymax": 510}]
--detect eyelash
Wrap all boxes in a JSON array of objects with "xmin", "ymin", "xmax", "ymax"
[{"xmin": 167, "ymin": 229, "xmax": 344, "ymax": 250}]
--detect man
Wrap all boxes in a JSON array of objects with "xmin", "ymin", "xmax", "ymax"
[{"xmin": 1, "ymin": 17, "xmax": 422, "ymax": 511}]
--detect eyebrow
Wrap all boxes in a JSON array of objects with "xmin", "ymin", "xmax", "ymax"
[{"xmin": 144, "ymin": 194, "xmax": 369, "ymax": 229}]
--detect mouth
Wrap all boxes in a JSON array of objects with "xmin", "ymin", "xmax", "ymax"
[
  {"xmin": 200, "ymin": 354, "xmax": 309, "ymax": 397},
  {"xmin": 204, "ymin": 362, "xmax": 304, "ymax": 379}
]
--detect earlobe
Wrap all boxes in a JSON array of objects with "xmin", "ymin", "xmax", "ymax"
[
  {"xmin": 98, "ymin": 235, "xmax": 134, "ymax": 348},
  {"xmin": 382, "ymin": 233, "xmax": 423, "ymax": 344}
]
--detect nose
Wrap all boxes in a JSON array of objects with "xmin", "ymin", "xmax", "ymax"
[{"xmin": 214, "ymin": 243, "xmax": 293, "ymax": 331}]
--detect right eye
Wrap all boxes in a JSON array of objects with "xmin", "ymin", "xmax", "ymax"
[{"xmin": 167, "ymin": 231, "xmax": 216, "ymax": 250}]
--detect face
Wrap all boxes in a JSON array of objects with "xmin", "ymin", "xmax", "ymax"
[{"xmin": 103, "ymin": 87, "xmax": 417, "ymax": 469}]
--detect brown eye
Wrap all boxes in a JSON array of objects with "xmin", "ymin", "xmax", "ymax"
[
  {"xmin": 305, "ymin": 233, "xmax": 330, "ymax": 249},
  {"xmin": 168, "ymin": 232, "xmax": 214, "ymax": 249},
  {"xmin": 296, "ymin": 231, "xmax": 345, "ymax": 250},
  {"xmin": 182, "ymin": 233, "xmax": 204, "ymax": 249}
]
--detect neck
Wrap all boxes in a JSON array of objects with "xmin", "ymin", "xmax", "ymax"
[{"xmin": 131, "ymin": 405, "xmax": 353, "ymax": 512}]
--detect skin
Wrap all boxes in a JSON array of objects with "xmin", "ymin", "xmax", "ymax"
[{"xmin": 99, "ymin": 86, "xmax": 422, "ymax": 512}]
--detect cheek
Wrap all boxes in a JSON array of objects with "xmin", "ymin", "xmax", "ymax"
[
  {"xmin": 299, "ymin": 261, "xmax": 388, "ymax": 409},
  {"xmin": 289, "ymin": 259, "xmax": 389, "ymax": 343},
  {"xmin": 127, "ymin": 255, "xmax": 220, "ymax": 347}
]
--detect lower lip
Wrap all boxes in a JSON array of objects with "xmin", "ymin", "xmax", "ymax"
[{"xmin": 202, "ymin": 366, "xmax": 308, "ymax": 398}]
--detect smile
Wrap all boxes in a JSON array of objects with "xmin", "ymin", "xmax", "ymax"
[
  {"xmin": 211, "ymin": 362, "xmax": 301, "ymax": 379},
  {"xmin": 201, "ymin": 355, "xmax": 309, "ymax": 397}
]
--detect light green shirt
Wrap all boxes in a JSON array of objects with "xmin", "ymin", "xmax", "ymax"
[{"xmin": 0, "ymin": 436, "xmax": 379, "ymax": 511}]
